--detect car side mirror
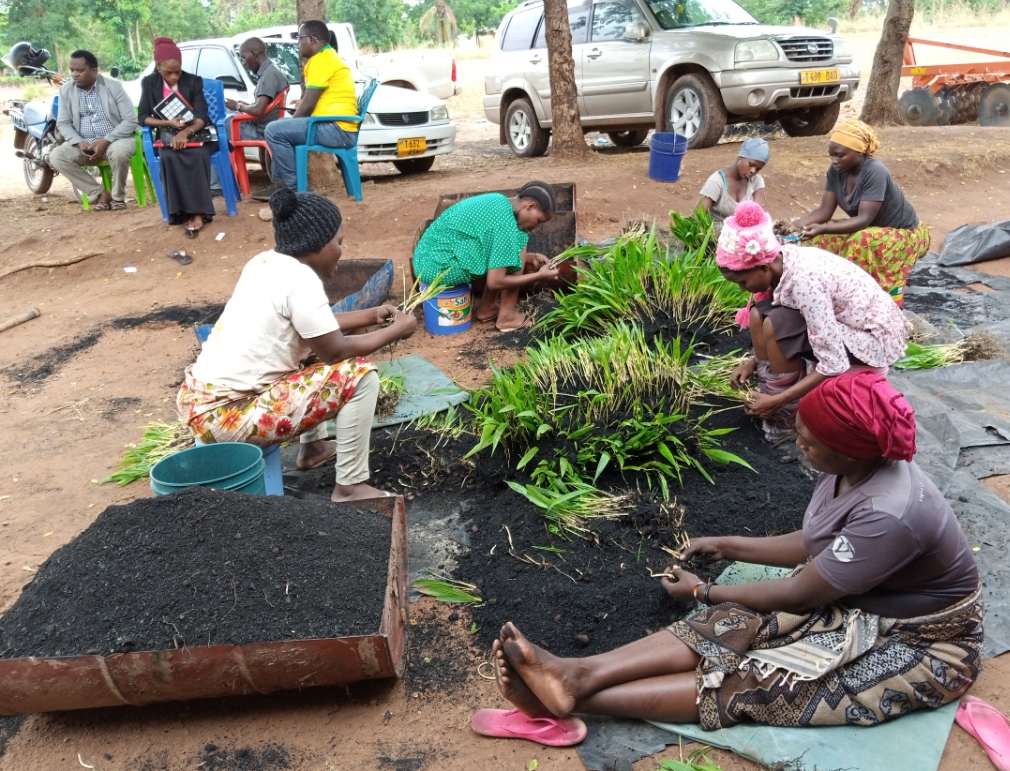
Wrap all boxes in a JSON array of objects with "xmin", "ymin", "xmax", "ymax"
[
  {"xmin": 216, "ymin": 75, "xmax": 244, "ymax": 90},
  {"xmin": 109, "ymin": 66, "xmax": 120, "ymax": 79},
  {"xmin": 624, "ymin": 22, "xmax": 651, "ymax": 43}
]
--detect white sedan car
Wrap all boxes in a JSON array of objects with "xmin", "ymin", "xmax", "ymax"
[{"xmin": 123, "ymin": 35, "xmax": 455, "ymax": 174}]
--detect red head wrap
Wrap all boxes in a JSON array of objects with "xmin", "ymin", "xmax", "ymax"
[
  {"xmin": 154, "ymin": 37, "xmax": 182, "ymax": 64},
  {"xmin": 798, "ymin": 371, "xmax": 916, "ymax": 462}
]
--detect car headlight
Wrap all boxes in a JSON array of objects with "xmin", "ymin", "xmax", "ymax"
[
  {"xmin": 430, "ymin": 104, "xmax": 449, "ymax": 121},
  {"xmin": 735, "ymin": 40, "xmax": 779, "ymax": 63},
  {"xmin": 832, "ymin": 37, "xmax": 852, "ymax": 59},
  {"xmin": 362, "ymin": 112, "xmax": 376, "ymax": 124}
]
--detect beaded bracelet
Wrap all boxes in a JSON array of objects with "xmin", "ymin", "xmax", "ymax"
[{"xmin": 692, "ymin": 581, "xmax": 706, "ymax": 602}]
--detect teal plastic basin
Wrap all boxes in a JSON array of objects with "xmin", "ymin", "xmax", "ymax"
[{"xmin": 150, "ymin": 442, "xmax": 266, "ymax": 496}]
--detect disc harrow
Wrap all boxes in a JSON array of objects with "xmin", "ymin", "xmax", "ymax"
[{"xmin": 897, "ymin": 38, "xmax": 1010, "ymax": 127}]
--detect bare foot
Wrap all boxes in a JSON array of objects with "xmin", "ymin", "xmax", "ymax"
[
  {"xmin": 330, "ymin": 482, "xmax": 394, "ymax": 503},
  {"xmin": 501, "ymin": 622, "xmax": 577, "ymax": 718},
  {"xmin": 492, "ymin": 637, "xmax": 553, "ymax": 718},
  {"xmin": 297, "ymin": 439, "xmax": 336, "ymax": 470},
  {"xmin": 187, "ymin": 215, "xmax": 205, "ymax": 232},
  {"xmin": 495, "ymin": 313, "xmax": 532, "ymax": 333}
]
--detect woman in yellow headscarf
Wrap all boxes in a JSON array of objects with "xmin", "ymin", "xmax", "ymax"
[{"xmin": 793, "ymin": 119, "xmax": 930, "ymax": 307}]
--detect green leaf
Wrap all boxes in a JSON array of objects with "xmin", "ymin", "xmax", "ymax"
[
  {"xmin": 703, "ymin": 449, "xmax": 755, "ymax": 471},
  {"xmin": 516, "ymin": 446, "xmax": 540, "ymax": 470},
  {"xmin": 593, "ymin": 452, "xmax": 611, "ymax": 484}
]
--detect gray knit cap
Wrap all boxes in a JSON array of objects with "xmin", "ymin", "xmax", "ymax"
[{"xmin": 270, "ymin": 187, "xmax": 343, "ymax": 255}]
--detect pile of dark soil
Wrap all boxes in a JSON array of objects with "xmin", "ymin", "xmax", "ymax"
[
  {"xmin": 3, "ymin": 303, "xmax": 223, "ymax": 385},
  {"xmin": 0, "ymin": 487, "xmax": 391, "ymax": 657},
  {"xmin": 301, "ymin": 403, "xmax": 816, "ymax": 660}
]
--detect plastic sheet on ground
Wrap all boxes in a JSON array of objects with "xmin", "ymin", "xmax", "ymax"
[
  {"xmin": 937, "ymin": 220, "xmax": 1010, "ymax": 267},
  {"xmin": 904, "ymin": 251, "xmax": 1010, "ymax": 333},
  {"xmin": 650, "ymin": 704, "xmax": 957, "ymax": 771},
  {"xmin": 373, "ymin": 353, "xmax": 468, "ymax": 428}
]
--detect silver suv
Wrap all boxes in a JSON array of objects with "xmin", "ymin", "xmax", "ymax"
[{"xmin": 484, "ymin": 0, "xmax": 859, "ymax": 155}]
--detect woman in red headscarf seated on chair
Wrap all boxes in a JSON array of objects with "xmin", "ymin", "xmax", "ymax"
[
  {"xmin": 480, "ymin": 373, "xmax": 983, "ymax": 741},
  {"xmin": 138, "ymin": 37, "xmax": 216, "ymax": 239}
]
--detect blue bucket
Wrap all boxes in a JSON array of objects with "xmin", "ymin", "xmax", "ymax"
[
  {"xmin": 150, "ymin": 442, "xmax": 266, "ymax": 496},
  {"xmin": 421, "ymin": 283, "xmax": 472, "ymax": 335},
  {"xmin": 648, "ymin": 132, "xmax": 688, "ymax": 182}
]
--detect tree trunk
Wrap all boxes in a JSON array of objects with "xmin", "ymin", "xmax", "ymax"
[
  {"xmin": 127, "ymin": 27, "xmax": 136, "ymax": 60},
  {"xmin": 859, "ymin": 0, "xmax": 914, "ymax": 125},
  {"xmin": 296, "ymin": 0, "xmax": 345, "ymax": 191},
  {"xmin": 847, "ymin": 0, "xmax": 863, "ymax": 19},
  {"xmin": 136, "ymin": 19, "xmax": 143, "ymax": 59},
  {"xmin": 542, "ymin": 0, "xmax": 587, "ymax": 158}
]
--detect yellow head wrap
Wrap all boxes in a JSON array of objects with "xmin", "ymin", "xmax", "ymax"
[{"xmin": 829, "ymin": 119, "xmax": 880, "ymax": 156}]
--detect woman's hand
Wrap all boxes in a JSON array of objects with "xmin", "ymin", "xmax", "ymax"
[
  {"xmin": 526, "ymin": 252, "xmax": 549, "ymax": 268},
  {"xmin": 388, "ymin": 310, "xmax": 417, "ymax": 340},
  {"xmin": 167, "ymin": 118, "xmax": 188, "ymax": 130},
  {"xmin": 801, "ymin": 223, "xmax": 827, "ymax": 240},
  {"xmin": 681, "ymin": 537, "xmax": 731, "ymax": 562},
  {"xmin": 661, "ymin": 566, "xmax": 703, "ymax": 602},
  {"xmin": 730, "ymin": 357, "xmax": 757, "ymax": 389},
  {"xmin": 170, "ymin": 128, "xmax": 191, "ymax": 151},
  {"xmin": 372, "ymin": 304, "xmax": 399, "ymax": 325},
  {"xmin": 745, "ymin": 392, "xmax": 787, "ymax": 419},
  {"xmin": 536, "ymin": 264, "xmax": 560, "ymax": 283}
]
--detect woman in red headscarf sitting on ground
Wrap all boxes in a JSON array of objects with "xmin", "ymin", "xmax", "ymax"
[
  {"xmin": 484, "ymin": 373, "xmax": 983, "ymax": 737},
  {"xmin": 138, "ymin": 37, "xmax": 216, "ymax": 238},
  {"xmin": 717, "ymin": 200, "xmax": 911, "ymax": 443}
]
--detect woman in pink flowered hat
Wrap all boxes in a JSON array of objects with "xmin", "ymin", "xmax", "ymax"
[{"xmin": 716, "ymin": 200, "xmax": 910, "ymax": 443}]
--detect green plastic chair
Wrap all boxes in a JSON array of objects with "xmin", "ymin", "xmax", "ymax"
[{"xmin": 80, "ymin": 131, "xmax": 157, "ymax": 210}]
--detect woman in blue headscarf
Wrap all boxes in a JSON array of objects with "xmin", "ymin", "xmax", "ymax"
[{"xmin": 699, "ymin": 137, "xmax": 770, "ymax": 231}]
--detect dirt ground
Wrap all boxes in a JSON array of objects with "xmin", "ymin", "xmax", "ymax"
[{"xmin": 1, "ymin": 122, "xmax": 1010, "ymax": 771}]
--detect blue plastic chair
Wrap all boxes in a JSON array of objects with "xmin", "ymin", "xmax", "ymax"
[
  {"xmin": 141, "ymin": 78, "xmax": 241, "ymax": 222},
  {"xmin": 294, "ymin": 78, "xmax": 378, "ymax": 201}
]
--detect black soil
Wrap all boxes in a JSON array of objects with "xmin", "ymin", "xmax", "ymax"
[
  {"xmin": 4, "ymin": 303, "xmax": 223, "ymax": 385},
  {"xmin": 300, "ymin": 405, "xmax": 817, "ymax": 660},
  {"xmin": 0, "ymin": 486, "xmax": 391, "ymax": 657},
  {"xmin": 200, "ymin": 744, "xmax": 291, "ymax": 770}
]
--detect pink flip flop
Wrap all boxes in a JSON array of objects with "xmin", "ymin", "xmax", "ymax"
[
  {"xmin": 956, "ymin": 697, "xmax": 1010, "ymax": 771},
  {"xmin": 471, "ymin": 709, "xmax": 587, "ymax": 747}
]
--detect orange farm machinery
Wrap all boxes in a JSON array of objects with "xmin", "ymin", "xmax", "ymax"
[{"xmin": 898, "ymin": 38, "xmax": 1010, "ymax": 127}]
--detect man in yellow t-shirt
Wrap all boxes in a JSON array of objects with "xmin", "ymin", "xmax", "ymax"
[{"xmin": 253, "ymin": 19, "xmax": 360, "ymax": 200}]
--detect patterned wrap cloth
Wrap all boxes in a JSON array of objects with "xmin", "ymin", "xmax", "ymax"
[
  {"xmin": 808, "ymin": 221, "xmax": 931, "ymax": 307},
  {"xmin": 668, "ymin": 575, "xmax": 984, "ymax": 730},
  {"xmin": 177, "ymin": 357, "xmax": 376, "ymax": 446}
]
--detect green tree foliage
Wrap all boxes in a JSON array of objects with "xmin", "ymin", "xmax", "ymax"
[
  {"xmin": 328, "ymin": 0, "xmax": 406, "ymax": 50},
  {"xmin": 3, "ymin": 0, "xmax": 83, "ymax": 70},
  {"xmin": 735, "ymin": 0, "xmax": 847, "ymax": 26},
  {"xmin": 411, "ymin": 0, "xmax": 518, "ymax": 43}
]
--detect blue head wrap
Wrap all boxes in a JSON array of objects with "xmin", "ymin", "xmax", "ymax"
[{"xmin": 739, "ymin": 137, "xmax": 770, "ymax": 164}]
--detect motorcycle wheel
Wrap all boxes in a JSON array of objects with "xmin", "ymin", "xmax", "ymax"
[{"xmin": 23, "ymin": 135, "xmax": 54, "ymax": 195}]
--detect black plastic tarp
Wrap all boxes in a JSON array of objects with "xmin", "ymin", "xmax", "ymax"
[{"xmin": 938, "ymin": 221, "xmax": 1010, "ymax": 267}]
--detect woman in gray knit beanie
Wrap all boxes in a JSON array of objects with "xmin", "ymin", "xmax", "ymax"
[{"xmin": 177, "ymin": 187, "xmax": 417, "ymax": 502}]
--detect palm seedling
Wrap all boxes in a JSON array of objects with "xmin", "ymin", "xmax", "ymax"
[
  {"xmin": 102, "ymin": 421, "xmax": 194, "ymax": 486},
  {"xmin": 894, "ymin": 331, "xmax": 1006, "ymax": 370}
]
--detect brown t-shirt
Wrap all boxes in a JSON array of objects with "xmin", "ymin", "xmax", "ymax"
[{"xmin": 802, "ymin": 459, "xmax": 978, "ymax": 617}]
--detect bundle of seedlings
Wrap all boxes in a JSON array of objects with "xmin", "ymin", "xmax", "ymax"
[
  {"xmin": 102, "ymin": 421, "xmax": 194, "ymax": 486},
  {"xmin": 377, "ymin": 372, "xmax": 406, "ymax": 416},
  {"xmin": 537, "ymin": 229, "xmax": 746, "ymax": 342},
  {"xmin": 465, "ymin": 323, "xmax": 752, "ymax": 512},
  {"xmin": 670, "ymin": 206, "xmax": 715, "ymax": 254},
  {"xmin": 894, "ymin": 331, "xmax": 1007, "ymax": 370}
]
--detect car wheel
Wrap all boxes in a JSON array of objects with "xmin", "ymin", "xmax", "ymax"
[
  {"xmin": 607, "ymin": 130, "xmax": 650, "ymax": 148},
  {"xmin": 505, "ymin": 98, "xmax": 550, "ymax": 158},
  {"xmin": 23, "ymin": 135, "xmax": 54, "ymax": 195},
  {"xmin": 779, "ymin": 101, "xmax": 841, "ymax": 137},
  {"xmin": 665, "ymin": 73, "xmax": 727, "ymax": 149},
  {"xmin": 393, "ymin": 156, "xmax": 436, "ymax": 174}
]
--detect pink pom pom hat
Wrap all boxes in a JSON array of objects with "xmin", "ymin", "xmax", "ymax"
[{"xmin": 715, "ymin": 201, "xmax": 780, "ymax": 272}]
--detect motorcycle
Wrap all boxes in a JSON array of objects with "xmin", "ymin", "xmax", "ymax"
[{"xmin": 2, "ymin": 42, "xmax": 66, "ymax": 195}]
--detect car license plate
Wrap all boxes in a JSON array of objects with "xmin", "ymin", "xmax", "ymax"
[
  {"xmin": 397, "ymin": 137, "xmax": 427, "ymax": 157},
  {"xmin": 800, "ymin": 69, "xmax": 841, "ymax": 85}
]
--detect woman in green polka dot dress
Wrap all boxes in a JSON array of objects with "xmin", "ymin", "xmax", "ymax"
[{"xmin": 412, "ymin": 181, "xmax": 561, "ymax": 332}]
